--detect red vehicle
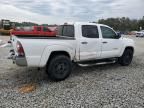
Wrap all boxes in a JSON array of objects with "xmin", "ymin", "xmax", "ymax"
[{"xmin": 11, "ymin": 26, "xmax": 56, "ymax": 37}]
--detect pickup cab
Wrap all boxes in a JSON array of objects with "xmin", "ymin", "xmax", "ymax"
[
  {"xmin": 11, "ymin": 26, "xmax": 56, "ymax": 37},
  {"xmin": 10, "ymin": 22, "xmax": 135, "ymax": 81}
]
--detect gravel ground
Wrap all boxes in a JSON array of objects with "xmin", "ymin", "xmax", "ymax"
[{"xmin": 0, "ymin": 35, "xmax": 144, "ymax": 108}]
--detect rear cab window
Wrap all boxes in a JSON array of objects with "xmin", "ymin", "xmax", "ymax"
[{"xmin": 57, "ymin": 25, "xmax": 74, "ymax": 38}]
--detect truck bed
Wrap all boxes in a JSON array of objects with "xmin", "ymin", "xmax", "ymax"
[{"xmin": 11, "ymin": 35, "xmax": 76, "ymax": 67}]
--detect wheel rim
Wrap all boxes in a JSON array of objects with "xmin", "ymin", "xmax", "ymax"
[{"xmin": 54, "ymin": 61, "xmax": 69, "ymax": 76}]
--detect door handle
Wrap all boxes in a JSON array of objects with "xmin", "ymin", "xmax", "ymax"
[
  {"xmin": 102, "ymin": 41, "xmax": 108, "ymax": 44},
  {"xmin": 81, "ymin": 42, "xmax": 88, "ymax": 44}
]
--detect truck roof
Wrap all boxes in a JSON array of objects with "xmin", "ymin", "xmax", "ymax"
[{"xmin": 63, "ymin": 22, "xmax": 109, "ymax": 27}]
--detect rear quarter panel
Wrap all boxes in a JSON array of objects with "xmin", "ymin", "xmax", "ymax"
[
  {"xmin": 39, "ymin": 43, "xmax": 76, "ymax": 67},
  {"xmin": 17, "ymin": 38, "xmax": 76, "ymax": 67}
]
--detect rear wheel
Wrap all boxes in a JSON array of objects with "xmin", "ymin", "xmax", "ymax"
[
  {"xmin": 46, "ymin": 55, "xmax": 72, "ymax": 81},
  {"xmin": 118, "ymin": 49, "xmax": 133, "ymax": 66}
]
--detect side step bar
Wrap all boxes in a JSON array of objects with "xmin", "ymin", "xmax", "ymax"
[{"xmin": 77, "ymin": 58, "xmax": 117, "ymax": 67}]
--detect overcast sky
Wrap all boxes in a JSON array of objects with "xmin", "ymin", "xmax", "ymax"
[{"xmin": 0, "ymin": 0, "xmax": 144, "ymax": 24}]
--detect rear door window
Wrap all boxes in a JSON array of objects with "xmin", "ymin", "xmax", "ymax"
[{"xmin": 82, "ymin": 25, "xmax": 99, "ymax": 38}]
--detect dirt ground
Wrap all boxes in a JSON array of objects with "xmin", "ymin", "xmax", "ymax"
[{"xmin": 0, "ymin": 35, "xmax": 144, "ymax": 108}]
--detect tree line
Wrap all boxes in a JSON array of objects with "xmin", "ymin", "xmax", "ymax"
[
  {"xmin": 11, "ymin": 22, "xmax": 57, "ymax": 27},
  {"xmin": 98, "ymin": 16, "xmax": 144, "ymax": 32},
  {"xmin": 2, "ymin": 16, "xmax": 144, "ymax": 32}
]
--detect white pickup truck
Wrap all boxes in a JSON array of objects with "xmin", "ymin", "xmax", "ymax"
[
  {"xmin": 10, "ymin": 22, "xmax": 135, "ymax": 81},
  {"xmin": 136, "ymin": 30, "xmax": 144, "ymax": 37}
]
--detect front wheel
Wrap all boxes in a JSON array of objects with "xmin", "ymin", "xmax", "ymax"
[
  {"xmin": 46, "ymin": 55, "xmax": 72, "ymax": 81},
  {"xmin": 118, "ymin": 49, "xmax": 133, "ymax": 66}
]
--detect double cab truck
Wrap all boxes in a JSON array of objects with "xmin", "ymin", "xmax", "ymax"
[
  {"xmin": 11, "ymin": 26, "xmax": 56, "ymax": 37},
  {"xmin": 10, "ymin": 22, "xmax": 135, "ymax": 81}
]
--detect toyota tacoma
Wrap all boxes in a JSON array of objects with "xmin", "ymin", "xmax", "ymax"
[{"xmin": 9, "ymin": 22, "xmax": 135, "ymax": 81}]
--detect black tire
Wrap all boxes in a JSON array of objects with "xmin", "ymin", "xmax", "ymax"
[
  {"xmin": 118, "ymin": 49, "xmax": 133, "ymax": 66},
  {"xmin": 46, "ymin": 55, "xmax": 72, "ymax": 81}
]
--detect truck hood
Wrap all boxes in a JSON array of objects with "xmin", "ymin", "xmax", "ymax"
[{"xmin": 122, "ymin": 37, "xmax": 135, "ymax": 45}]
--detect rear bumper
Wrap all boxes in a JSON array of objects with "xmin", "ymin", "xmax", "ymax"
[
  {"xmin": 15, "ymin": 56, "xmax": 27, "ymax": 66},
  {"xmin": 9, "ymin": 50, "xmax": 27, "ymax": 66}
]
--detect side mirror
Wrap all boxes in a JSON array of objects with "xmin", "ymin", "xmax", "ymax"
[{"xmin": 116, "ymin": 33, "xmax": 121, "ymax": 39}]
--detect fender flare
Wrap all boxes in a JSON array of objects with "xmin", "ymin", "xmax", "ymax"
[{"xmin": 119, "ymin": 46, "xmax": 134, "ymax": 57}]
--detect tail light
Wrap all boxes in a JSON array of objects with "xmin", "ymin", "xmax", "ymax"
[{"xmin": 16, "ymin": 41, "xmax": 25, "ymax": 56}]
